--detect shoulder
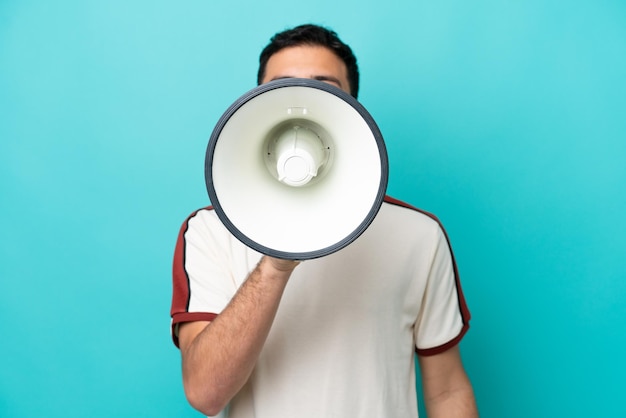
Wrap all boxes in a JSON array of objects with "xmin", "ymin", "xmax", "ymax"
[
  {"xmin": 178, "ymin": 206, "xmax": 223, "ymax": 232},
  {"xmin": 379, "ymin": 195, "xmax": 446, "ymax": 233},
  {"xmin": 175, "ymin": 206, "xmax": 233, "ymax": 247},
  {"xmin": 181, "ymin": 206, "xmax": 216, "ymax": 224},
  {"xmin": 383, "ymin": 195, "xmax": 441, "ymax": 220}
]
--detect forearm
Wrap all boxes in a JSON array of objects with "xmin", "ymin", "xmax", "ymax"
[
  {"xmin": 181, "ymin": 257, "xmax": 296, "ymax": 415},
  {"xmin": 419, "ymin": 346, "xmax": 478, "ymax": 418},
  {"xmin": 423, "ymin": 384, "xmax": 478, "ymax": 418}
]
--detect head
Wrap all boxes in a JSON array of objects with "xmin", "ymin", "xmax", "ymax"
[{"xmin": 257, "ymin": 24, "xmax": 360, "ymax": 98}]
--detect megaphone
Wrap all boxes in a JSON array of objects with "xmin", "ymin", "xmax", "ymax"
[{"xmin": 205, "ymin": 78, "xmax": 388, "ymax": 260}]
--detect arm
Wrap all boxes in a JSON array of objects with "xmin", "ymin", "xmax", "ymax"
[
  {"xmin": 178, "ymin": 256, "xmax": 299, "ymax": 416},
  {"xmin": 418, "ymin": 345, "xmax": 478, "ymax": 418}
]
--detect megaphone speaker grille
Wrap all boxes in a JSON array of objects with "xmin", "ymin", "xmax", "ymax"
[{"xmin": 205, "ymin": 78, "xmax": 388, "ymax": 260}]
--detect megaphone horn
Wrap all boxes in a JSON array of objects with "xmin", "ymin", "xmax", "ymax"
[{"xmin": 205, "ymin": 78, "xmax": 388, "ymax": 260}]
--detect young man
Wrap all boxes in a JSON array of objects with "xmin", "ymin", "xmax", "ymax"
[{"xmin": 171, "ymin": 24, "xmax": 478, "ymax": 417}]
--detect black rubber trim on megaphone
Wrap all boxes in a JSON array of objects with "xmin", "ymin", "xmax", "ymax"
[{"xmin": 205, "ymin": 78, "xmax": 388, "ymax": 260}]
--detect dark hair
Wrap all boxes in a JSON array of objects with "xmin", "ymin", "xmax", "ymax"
[{"xmin": 257, "ymin": 24, "xmax": 360, "ymax": 98}]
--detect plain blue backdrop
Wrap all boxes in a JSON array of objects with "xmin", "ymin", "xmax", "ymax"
[{"xmin": 1, "ymin": 1, "xmax": 625, "ymax": 417}]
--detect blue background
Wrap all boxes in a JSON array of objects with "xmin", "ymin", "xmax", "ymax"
[{"xmin": 1, "ymin": 1, "xmax": 625, "ymax": 417}]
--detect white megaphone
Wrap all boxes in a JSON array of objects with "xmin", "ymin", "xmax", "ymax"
[{"xmin": 205, "ymin": 78, "xmax": 388, "ymax": 260}]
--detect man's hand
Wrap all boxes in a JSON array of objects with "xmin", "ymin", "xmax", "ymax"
[{"xmin": 265, "ymin": 256, "xmax": 301, "ymax": 273}]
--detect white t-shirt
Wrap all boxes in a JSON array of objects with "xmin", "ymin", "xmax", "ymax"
[{"xmin": 171, "ymin": 196, "xmax": 471, "ymax": 417}]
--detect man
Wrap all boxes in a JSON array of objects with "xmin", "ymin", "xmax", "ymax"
[{"xmin": 171, "ymin": 24, "xmax": 478, "ymax": 417}]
